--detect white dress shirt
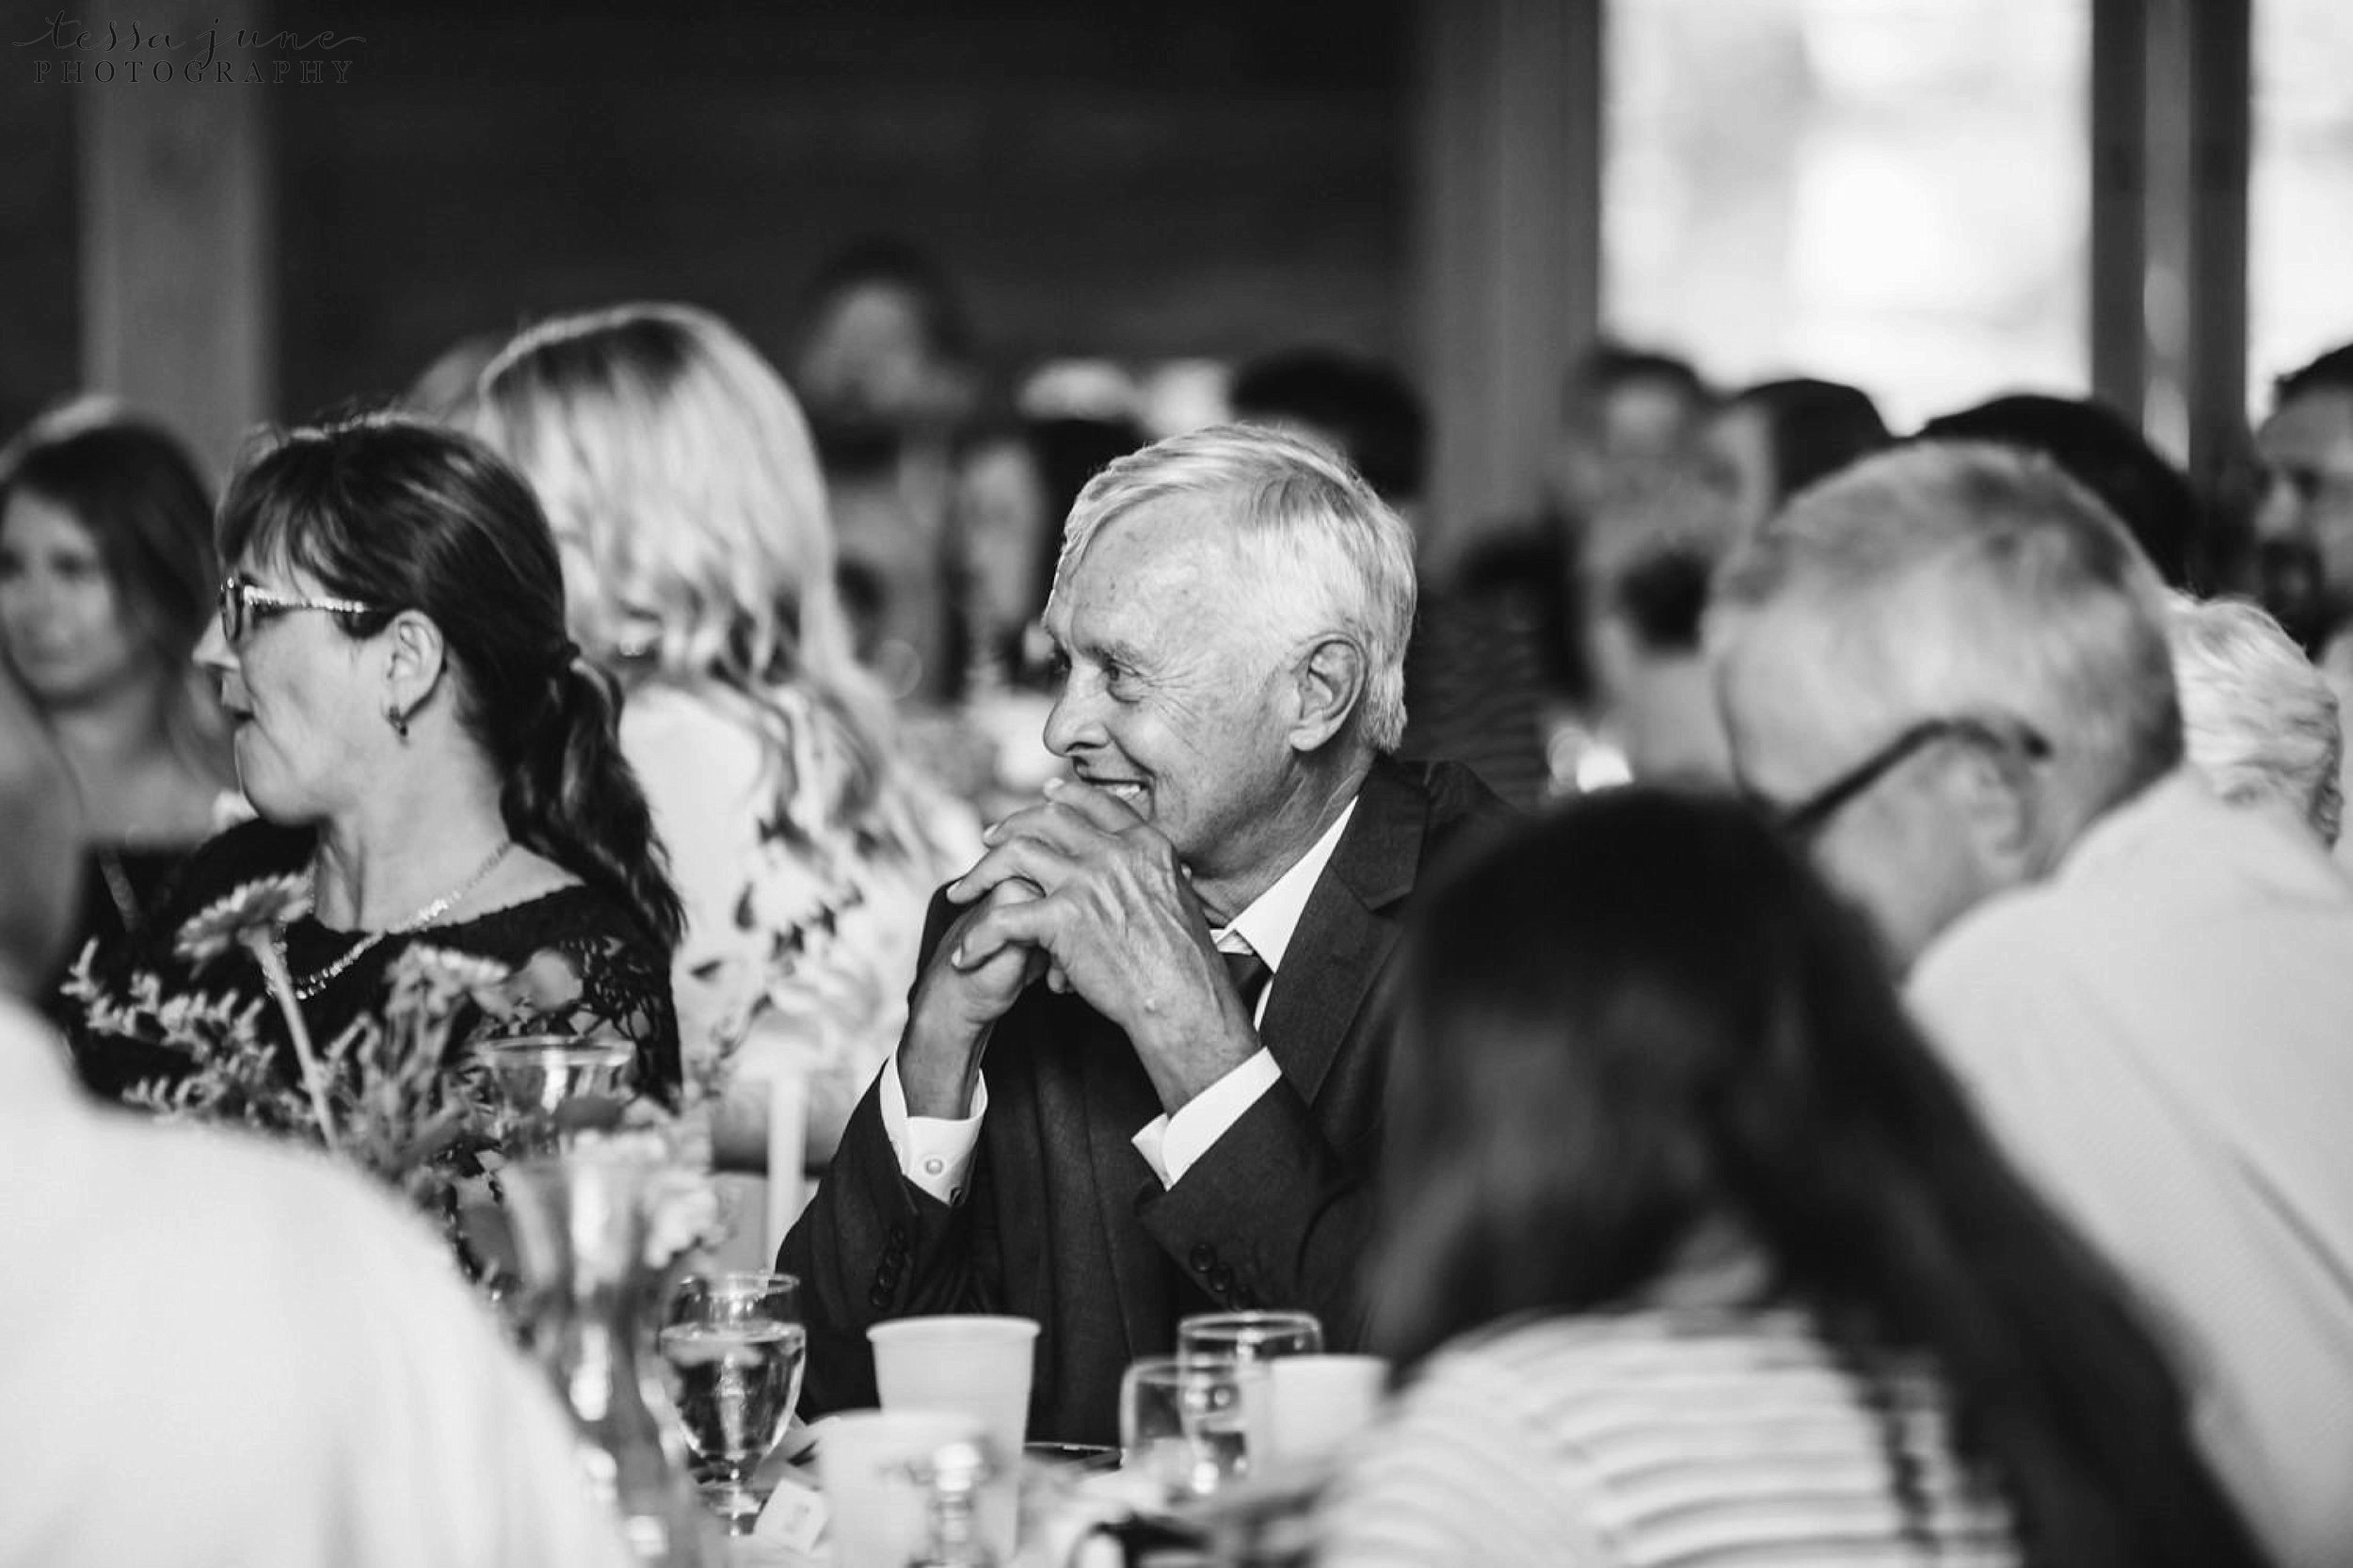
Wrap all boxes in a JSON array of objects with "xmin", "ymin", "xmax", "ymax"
[
  {"xmin": 883, "ymin": 798, "xmax": 1360, "ymax": 1202},
  {"xmin": 1908, "ymin": 772, "xmax": 2353, "ymax": 1568},
  {"xmin": 0, "ymin": 998, "xmax": 637, "ymax": 1568}
]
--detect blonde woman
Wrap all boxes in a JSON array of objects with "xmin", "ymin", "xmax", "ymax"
[{"xmin": 472, "ymin": 304, "xmax": 979, "ymax": 1171}]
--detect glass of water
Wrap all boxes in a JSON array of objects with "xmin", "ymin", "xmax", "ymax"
[
  {"xmin": 1176, "ymin": 1311, "xmax": 1322, "ymax": 1472},
  {"xmin": 657, "ymin": 1271, "xmax": 806, "ymax": 1534},
  {"xmin": 476, "ymin": 1033, "xmax": 637, "ymax": 1158},
  {"xmin": 1176, "ymin": 1310, "xmax": 1323, "ymax": 1364},
  {"xmin": 1119, "ymin": 1353, "xmax": 1250, "ymax": 1506}
]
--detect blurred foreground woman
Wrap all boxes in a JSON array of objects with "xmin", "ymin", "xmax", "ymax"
[{"xmin": 1316, "ymin": 791, "xmax": 2265, "ymax": 1568}]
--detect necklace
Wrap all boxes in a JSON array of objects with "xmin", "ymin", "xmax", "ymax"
[{"xmin": 275, "ymin": 840, "xmax": 516, "ymax": 1002}]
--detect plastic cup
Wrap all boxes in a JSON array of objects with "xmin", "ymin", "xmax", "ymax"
[
  {"xmin": 814, "ymin": 1410, "xmax": 984, "ymax": 1568},
  {"xmin": 867, "ymin": 1315, "xmax": 1039, "ymax": 1558},
  {"xmin": 867, "ymin": 1315, "xmax": 1040, "ymax": 1458},
  {"xmin": 1262, "ymin": 1353, "xmax": 1388, "ymax": 1464}
]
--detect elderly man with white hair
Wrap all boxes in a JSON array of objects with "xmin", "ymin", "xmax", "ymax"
[
  {"xmin": 1708, "ymin": 440, "xmax": 2353, "ymax": 1568},
  {"xmin": 2168, "ymin": 594, "xmax": 2344, "ymax": 848},
  {"xmin": 782, "ymin": 424, "xmax": 1513, "ymax": 1442}
]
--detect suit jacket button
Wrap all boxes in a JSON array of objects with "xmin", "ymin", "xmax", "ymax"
[
  {"xmin": 868, "ymin": 1286, "xmax": 890, "ymax": 1307},
  {"xmin": 1210, "ymin": 1265, "xmax": 1237, "ymax": 1292},
  {"xmin": 888, "ymin": 1224, "xmax": 910, "ymax": 1248},
  {"xmin": 1190, "ymin": 1244, "xmax": 1216, "ymax": 1272}
]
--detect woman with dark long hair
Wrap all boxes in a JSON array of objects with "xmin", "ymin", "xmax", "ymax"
[
  {"xmin": 1315, "ymin": 790, "xmax": 2265, "ymax": 1568},
  {"xmin": 71, "ymin": 415, "xmax": 683, "ymax": 1104},
  {"xmin": 0, "ymin": 413, "xmax": 236, "ymax": 1003}
]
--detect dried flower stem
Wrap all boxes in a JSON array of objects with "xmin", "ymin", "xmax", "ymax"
[{"xmin": 246, "ymin": 927, "xmax": 340, "ymax": 1153}]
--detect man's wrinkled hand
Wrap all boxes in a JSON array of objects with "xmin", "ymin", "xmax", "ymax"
[
  {"xmin": 899, "ymin": 879, "xmax": 1049, "ymax": 1118},
  {"xmin": 944, "ymin": 777, "xmax": 1259, "ymax": 1110}
]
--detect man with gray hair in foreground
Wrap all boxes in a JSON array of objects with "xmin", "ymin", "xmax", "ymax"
[
  {"xmin": 0, "ymin": 671, "xmax": 636, "ymax": 1567},
  {"xmin": 1708, "ymin": 440, "xmax": 2353, "ymax": 1568},
  {"xmin": 783, "ymin": 424, "xmax": 1513, "ymax": 1441}
]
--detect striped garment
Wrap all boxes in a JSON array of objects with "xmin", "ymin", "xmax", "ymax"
[{"xmin": 1313, "ymin": 1308, "xmax": 2018, "ymax": 1568}]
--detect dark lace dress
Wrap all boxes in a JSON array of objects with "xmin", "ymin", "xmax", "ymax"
[
  {"xmin": 39, "ymin": 841, "xmax": 198, "ymax": 1033},
  {"xmin": 68, "ymin": 818, "xmax": 681, "ymax": 1107}
]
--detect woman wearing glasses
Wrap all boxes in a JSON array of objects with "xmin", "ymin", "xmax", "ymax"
[
  {"xmin": 1314, "ymin": 790, "xmax": 2263, "ymax": 1568},
  {"xmin": 69, "ymin": 416, "xmax": 683, "ymax": 1109},
  {"xmin": 0, "ymin": 411, "xmax": 237, "ymax": 1027}
]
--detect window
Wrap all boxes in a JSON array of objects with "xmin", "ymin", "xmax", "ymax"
[
  {"xmin": 2249, "ymin": 0, "xmax": 2353, "ymax": 407},
  {"xmin": 1606, "ymin": 0, "xmax": 2089, "ymax": 427}
]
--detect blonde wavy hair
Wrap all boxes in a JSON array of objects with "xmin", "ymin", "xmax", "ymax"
[{"xmin": 470, "ymin": 302, "xmax": 924, "ymax": 855}]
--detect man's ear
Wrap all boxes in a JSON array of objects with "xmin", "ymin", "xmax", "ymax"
[
  {"xmin": 1287, "ymin": 634, "xmax": 1367, "ymax": 752},
  {"xmin": 383, "ymin": 610, "xmax": 449, "ymax": 721},
  {"xmin": 1945, "ymin": 743, "xmax": 2041, "ymax": 880}
]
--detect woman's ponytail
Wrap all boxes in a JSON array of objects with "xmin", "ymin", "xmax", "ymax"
[{"xmin": 501, "ymin": 656, "xmax": 685, "ymax": 954}]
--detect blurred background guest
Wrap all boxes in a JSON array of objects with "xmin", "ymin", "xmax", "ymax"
[
  {"xmin": 1442, "ymin": 345, "xmax": 1721, "ymax": 801},
  {"xmin": 1319, "ymin": 790, "xmax": 2265, "ymax": 1568},
  {"xmin": 938, "ymin": 399, "xmax": 1147, "ymax": 816},
  {"xmin": 0, "ymin": 411, "xmax": 237, "ymax": 1016},
  {"xmin": 71, "ymin": 416, "xmax": 683, "ymax": 1105},
  {"xmin": 474, "ymin": 303, "xmax": 978, "ymax": 1175},
  {"xmin": 2167, "ymin": 594, "xmax": 2343, "ymax": 851},
  {"xmin": 1705, "ymin": 376, "xmax": 1890, "ymax": 538},
  {"xmin": 1921, "ymin": 392, "xmax": 2203, "ymax": 591},
  {"xmin": 2249, "ymin": 342, "xmax": 2353, "ymax": 653},
  {"xmin": 1229, "ymin": 347, "xmax": 1433, "ymax": 537},
  {"xmin": 793, "ymin": 239, "xmax": 983, "ymax": 707},
  {"xmin": 1576, "ymin": 375, "xmax": 1888, "ymax": 788},
  {"xmin": 0, "ymin": 656, "xmax": 638, "ymax": 1568}
]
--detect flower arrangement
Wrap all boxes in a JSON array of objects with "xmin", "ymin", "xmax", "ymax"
[{"xmin": 67, "ymin": 874, "xmax": 723, "ymax": 1273}]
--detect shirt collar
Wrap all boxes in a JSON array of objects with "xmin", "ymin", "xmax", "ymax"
[{"xmin": 1213, "ymin": 796, "xmax": 1359, "ymax": 973}]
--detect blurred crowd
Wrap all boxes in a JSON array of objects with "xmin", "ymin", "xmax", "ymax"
[{"xmin": 5, "ymin": 232, "xmax": 2353, "ymax": 1568}]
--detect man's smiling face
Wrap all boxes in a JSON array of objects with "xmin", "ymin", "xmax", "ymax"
[{"xmin": 1038, "ymin": 501, "xmax": 1304, "ymax": 915}]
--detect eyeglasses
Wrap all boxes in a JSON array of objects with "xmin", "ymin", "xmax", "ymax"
[
  {"xmin": 216, "ymin": 573, "xmax": 380, "ymax": 645},
  {"xmin": 1754, "ymin": 714, "xmax": 2054, "ymax": 840}
]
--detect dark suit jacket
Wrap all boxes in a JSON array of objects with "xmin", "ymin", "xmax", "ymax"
[{"xmin": 778, "ymin": 757, "xmax": 1513, "ymax": 1443}]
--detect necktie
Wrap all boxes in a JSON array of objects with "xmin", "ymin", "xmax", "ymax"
[{"xmin": 1223, "ymin": 943, "xmax": 1273, "ymax": 1017}]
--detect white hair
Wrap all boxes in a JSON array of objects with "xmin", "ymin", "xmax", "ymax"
[
  {"xmin": 2167, "ymin": 595, "xmax": 2343, "ymax": 844},
  {"xmin": 1710, "ymin": 441, "xmax": 2184, "ymax": 828},
  {"xmin": 1049, "ymin": 423, "xmax": 1417, "ymax": 752}
]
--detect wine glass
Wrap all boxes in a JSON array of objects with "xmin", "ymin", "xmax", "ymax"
[
  {"xmin": 1176, "ymin": 1311, "xmax": 1322, "ymax": 1471},
  {"xmin": 1118, "ymin": 1352, "xmax": 1249, "ymax": 1506},
  {"xmin": 656, "ymin": 1271, "xmax": 807, "ymax": 1534},
  {"xmin": 477, "ymin": 1033, "xmax": 637, "ymax": 1158},
  {"xmin": 1176, "ymin": 1310, "xmax": 1323, "ymax": 1364}
]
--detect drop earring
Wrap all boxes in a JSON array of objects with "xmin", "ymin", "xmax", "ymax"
[{"xmin": 385, "ymin": 704, "xmax": 409, "ymax": 742}]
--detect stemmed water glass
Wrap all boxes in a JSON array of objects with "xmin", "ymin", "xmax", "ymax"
[
  {"xmin": 1119, "ymin": 1352, "xmax": 1250, "ymax": 1506},
  {"xmin": 1176, "ymin": 1310, "xmax": 1323, "ymax": 1475},
  {"xmin": 657, "ymin": 1271, "xmax": 808, "ymax": 1535},
  {"xmin": 477, "ymin": 1033, "xmax": 637, "ymax": 1158}
]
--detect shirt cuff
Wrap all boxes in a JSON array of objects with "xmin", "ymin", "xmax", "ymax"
[
  {"xmin": 1131, "ymin": 1048, "xmax": 1283, "ymax": 1189},
  {"xmin": 878, "ymin": 1051, "xmax": 986, "ymax": 1207}
]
